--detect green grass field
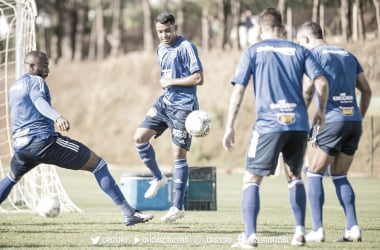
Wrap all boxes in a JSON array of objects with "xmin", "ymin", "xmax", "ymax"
[{"xmin": 0, "ymin": 167, "xmax": 379, "ymax": 249}]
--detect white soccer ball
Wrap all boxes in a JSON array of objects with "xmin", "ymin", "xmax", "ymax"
[
  {"xmin": 37, "ymin": 197, "xmax": 60, "ymax": 218},
  {"xmin": 185, "ymin": 110, "xmax": 212, "ymax": 137}
]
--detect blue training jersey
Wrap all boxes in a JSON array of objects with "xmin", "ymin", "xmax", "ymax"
[
  {"xmin": 157, "ymin": 36, "xmax": 203, "ymax": 110},
  {"xmin": 311, "ymin": 45, "xmax": 363, "ymax": 123},
  {"xmin": 231, "ymin": 38, "xmax": 325, "ymax": 134},
  {"xmin": 9, "ymin": 73, "xmax": 56, "ymax": 149}
]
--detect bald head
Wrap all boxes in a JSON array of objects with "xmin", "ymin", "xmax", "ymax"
[
  {"xmin": 24, "ymin": 51, "xmax": 48, "ymax": 65},
  {"xmin": 24, "ymin": 51, "xmax": 50, "ymax": 79}
]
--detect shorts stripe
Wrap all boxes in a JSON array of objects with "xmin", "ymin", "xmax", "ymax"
[{"xmin": 56, "ymin": 137, "xmax": 80, "ymax": 152}]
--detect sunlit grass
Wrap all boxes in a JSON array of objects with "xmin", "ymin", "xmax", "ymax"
[{"xmin": 0, "ymin": 167, "xmax": 379, "ymax": 249}]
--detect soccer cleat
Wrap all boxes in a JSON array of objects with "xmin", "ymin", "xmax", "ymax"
[
  {"xmin": 334, "ymin": 225, "xmax": 362, "ymax": 242},
  {"xmin": 305, "ymin": 228, "xmax": 325, "ymax": 242},
  {"xmin": 124, "ymin": 210, "xmax": 154, "ymax": 226},
  {"xmin": 231, "ymin": 233, "xmax": 258, "ymax": 249},
  {"xmin": 291, "ymin": 226, "xmax": 306, "ymax": 246},
  {"xmin": 144, "ymin": 175, "xmax": 167, "ymax": 199},
  {"xmin": 160, "ymin": 206, "xmax": 185, "ymax": 222}
]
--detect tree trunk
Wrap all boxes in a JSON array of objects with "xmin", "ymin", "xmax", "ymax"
[
  {"xmin": 109, "ymin": 0, "xmax": 122, "ymax": 57},
  {"xmin": 312, "ymin": 0, "xmax": 320, "ymax": 23},
  {"xmin": 341, "ymin": 0, "xmax": 351, "ymax": 42},
  {"xmin": 95, "ymin": 0, "xmax": 105, "ymax": 60},
  {"xmin": 222, "ymin": 0, "xmax": 232, "ymax": 49},
  {"xmin": 202, "ymin": 7, "xmax": 210, "ymax": 51},
  {"xmin": 74, "ymin": 0, "xmax": 87, "ymax": 61},
  {"xmin": 231, "ymin": 0, "xmax": 240, "ymax": 49},
  {"xmin": 373, "ymin": 0, "xmax": 380, "ymax": 37},
  {"xmin": 277, "ymin": 0, "xmax": 288, "ymax": 24},
  {"xmin": 357, "ymin": 0, "xmax": 366, "ymax": 40},
  {"xmin": 142, "ymin": 0, "xmax": 154, "ymax": 53}
]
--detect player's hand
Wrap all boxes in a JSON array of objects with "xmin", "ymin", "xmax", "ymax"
[
  {"xmin": 222, "ymin": 127, "xmax": 235, "ymax": 151},
  {"xmin": 56, "ymin": 116, "xmax": 70, "ymax": 132},
  {"xmin": 160, "ymin": 78, "xmax": 171, "ymax": 89}
]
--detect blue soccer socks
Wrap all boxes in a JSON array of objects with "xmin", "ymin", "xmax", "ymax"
[
  {"xmin": 241, "ymin": 182, "xmax": 260, "ymax": 237},
  {"xmin": 288, "ymin": 178, "xmax": 306, "ymax": 228},
  {"xmin": 0, "ymin": 174, "xmax": 17, "ymax": 204},
  {"xmin": 173, "ymin": 159, "xmax": 188, "ymax": 210},
  {"xmin": 136, "ymin": 142, "xmax": 162, "ymax": 180},
  {"xmin": 332, "ymin": 175, "xmax": 358, "ymax": 230},
  {"xmin": 307, "ymin": 170, "xmax": 325, "ymax": 231},
  {"xmin": 93, "ymin": 158, "xmax": 134, "ymax": 216}
]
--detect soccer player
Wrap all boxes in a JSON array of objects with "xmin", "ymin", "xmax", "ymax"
[
  {"xmin": 297, "ymin": 21, "xmax": 372, "ymax": 242},
  {"xmin": 0, "ymin": 51, "xmax": 153, "ymax": 226},
  {"xmin": 133, "ymin": 13, "xmax": 203, "ymax": 222},
  {"xmin": 222, "ymin": 8, "xmax": 329, "ymax": 248}
]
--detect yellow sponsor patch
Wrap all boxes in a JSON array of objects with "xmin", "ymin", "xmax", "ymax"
[
  {"xmin": 277, "ymin": 113, "xmax": 295, "ymax": 124},
  {"xmin": 340, "ymin": 106, "xmax": 354, "ymax": 116}
]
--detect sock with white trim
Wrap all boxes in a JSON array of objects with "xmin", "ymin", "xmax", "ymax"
[
  {"xmin": 307, "ymin": 170, "xmax": 324, "ymax": 231},
  {"xmin": 288, "ymin": 178, "xmax": 306, "ymax": 229},
  {"xmin": 0, "ymin": 174, "xmax": 17, "ymax": 204},
  {"xmin": 241, "ymin": 182, "xmax": 260, "ymax": 237},
  {"xmin": 136, "ymin": 142, "xmax": 162, "ymax": 179},
  {"xmin": 332, "ymin": 174, "xmax": 358, "ymax": 229},
  {"xmin": 93, "ymin": 159, "xmax": 134, "ymax": 216},
  {"xmin": 173, "ymin": 159, "xmax": 188, "ymax": 210}
]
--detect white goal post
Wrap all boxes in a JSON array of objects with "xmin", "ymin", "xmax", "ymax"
[{"xmin": 0, "ymin": 0, "xmax": 81, "ymax": 213}]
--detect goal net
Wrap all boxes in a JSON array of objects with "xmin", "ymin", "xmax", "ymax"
[{"xmin": 0, "ymin": 0, "xmax": 81, "ymax": 213}]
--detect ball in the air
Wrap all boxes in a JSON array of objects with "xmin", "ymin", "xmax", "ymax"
[
  {"xmin": 185, "ymin": 110, "xmax": 212, "ymax": 137},
  {"xmin": 37, "ymin": 197, "xmax": 60, "ymax": 218}
]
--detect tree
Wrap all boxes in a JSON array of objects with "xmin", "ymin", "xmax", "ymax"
[
  {"xmin": 341, "ymin": 0, "xmax": 351, "ymax": 42},
  {"xmin": 312, "ymin": 0, "xmax": 321, "ymax": 23},
  {"xmin": 108, "ymin": 0, "xmax": 122, "ymax": 57},
  {"xmin": 374, "ymin": 0, "xmax": 380, "ymax": 38},
  {"xmin": 142, "ymin": 0, "xmax": 154, "ymax": 53},
  {"xmin": 74, "ymin": 0, "xmax": 88, "ymax": 61}
]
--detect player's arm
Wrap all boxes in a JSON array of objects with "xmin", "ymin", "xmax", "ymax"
[
  {"xmin": 356, "ymin": 72, "xmax": 372, "ymax": 118},
  {"xmin": 302, "ymin": 75, "xmax": 315, "ymax": 108},
  {"xmin": 312, "ymin": 75, "xmax": 329, "ymax": 126},
  {"xmin": 160, "ymin": 70, "xmax": 203, "ymax": 88},
  {"xmin": 222, "ymin": 84, "xmax": 246, "ymax": 151},
  {"xmin": 34, "ymin": 97, "xmax": 70, "ymax": 131}
]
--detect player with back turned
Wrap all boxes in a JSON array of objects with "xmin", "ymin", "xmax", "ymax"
[
  {"xmin": 133, "ymin": 12, "xmax": 204, "ymax": 222},
  {"xmin": 0, "ymin": 51, "xmax": 153, "ymax": 226},
  {"xmin": 297, "ymin": 21, "xmax": 372, "ymax": 243},
  {"xmin": 222, "ymin": 7, "xmax": 329, "ymax": 248}
]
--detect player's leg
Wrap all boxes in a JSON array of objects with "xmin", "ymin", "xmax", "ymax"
[
  {"xmin": 44, "ymin": 134, "xmax": 153, "ymax": 226},
  {"xmin": 305, "ymin": 146, "xmax": 333, "ymax": 242},
  {"xmin": 161, "ymin": 108, "xmax": 191, "ymax": 222},
  {"xmin": 232, "ymin": 131, "xmax": 280, "ymax": 248},
  {"xmin": 283, "ymin": 131, "xmax": 308, "ymax": 246},
  {"xmin": 134, "ymin": 103, "xmax": 168, "ymax": 199},
  {"xmin": 134, "ymin": 127, "xmax": 163, "ymax": 181},
  {"xmin": 0, "ymin": 152, "xmax": 37, "ymax": 204},
  {"xmin": 0, "ymin": 137, "xmax": 50, "ymax": 204},
  {"xmin": 331, "ymin": 153, "xmax": 361, "ymax": 241}
]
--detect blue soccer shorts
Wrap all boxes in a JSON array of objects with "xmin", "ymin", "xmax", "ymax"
[
  {"xmin": 316, "ymin": 121, "xmax": 362, "ymax": 156},
  {"xmin": 139, "ymin": 96, "xmax": 193, "ymax": 151},
  {"xmin": 11, "ymin": 134, "xmax": 91, "ymax": 179},
  {"xmin": 245, "ymin": 130, "xmax": 308, "ymax": 176}
]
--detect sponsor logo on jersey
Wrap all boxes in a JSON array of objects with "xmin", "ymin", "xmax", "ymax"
[
  {"xmin": 276, "ymin": 113, "xmax": 296, "ymax": 125},
  {"xmin": 270, "ymin": 100, "xmax": 297, "ymax": 111},
  {"xmin": 332, "ymin": 93, "xmax": 354, "ymax": 103},
  {"xmin": 339, "ymin": 106, "xmax": 354, "ymax": 116},
  {"xmin": 257, "ymin": 46, "xmax": 296, "ymax": 56},
  {"xmin": 322, "ymin": 49, "xmax": 349, "ymax": 56}
]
